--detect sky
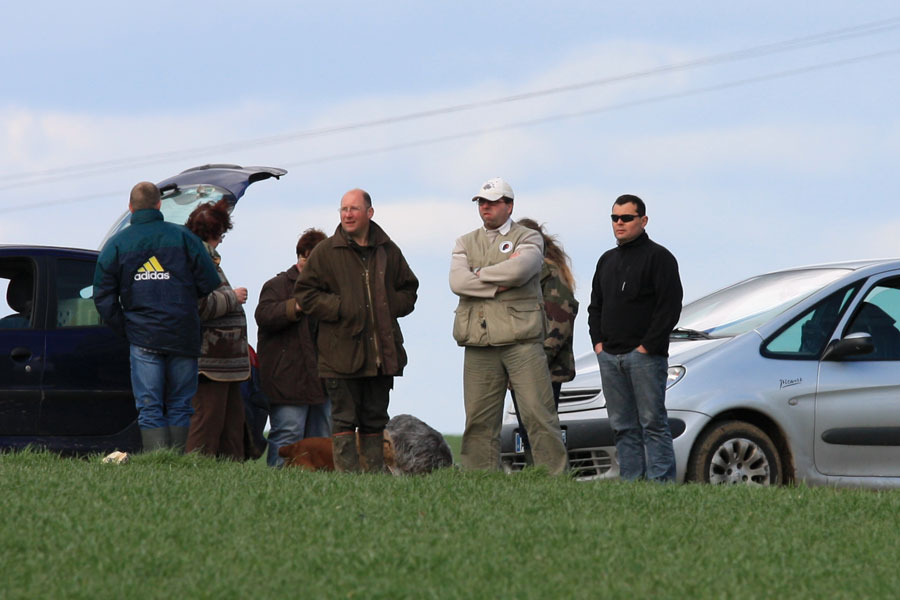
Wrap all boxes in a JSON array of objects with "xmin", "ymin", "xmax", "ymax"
[{"xmin": 3, "ymin": 2, "xmax": 899, "ymax": 433}]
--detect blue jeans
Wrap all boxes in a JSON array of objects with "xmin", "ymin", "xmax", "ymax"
[
  {"xmin": 266, "ymin": 398, "xmax": 333, "ymax": 467},
  {"xmin": 129, "ymin": 345, "xmax": 198, "ymax": 430},
  {"xmin": 596, "ymin": 350, "xmax": 676, "ymax": 482}
]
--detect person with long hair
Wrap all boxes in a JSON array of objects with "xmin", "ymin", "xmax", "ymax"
[
  {"xmin": 516, "ymin": 218, "xmax": 578, "ymax": 397},
  {"xmin": 510, "ymin": 218, "xmax": 579, "ymax": 460},
  {"xmin": 184, "ymin": 199, "xmax": 250, "ymax": 460}
]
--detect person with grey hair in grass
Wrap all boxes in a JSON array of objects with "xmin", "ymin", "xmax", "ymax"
[{"xmin": 384, "ymin": 414, "xmax": 454, "ymax": 475}]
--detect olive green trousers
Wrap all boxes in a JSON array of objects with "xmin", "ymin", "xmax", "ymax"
[{"xmin": 460, "ymin": 342, "xmax": 567, "ymax": 475}]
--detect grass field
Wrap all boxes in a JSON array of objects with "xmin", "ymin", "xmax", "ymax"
[{"xmin": 2, "ymin": 444, "xmax": 899, "ymax": 599}]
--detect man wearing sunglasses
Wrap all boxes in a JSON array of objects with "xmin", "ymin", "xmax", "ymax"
[
  {"xmin": 587, "ymin": 194, "xmax": 683, "ymax": 482},
  {"xmin": 449, "ymin": 177, "xmax": 567, "ymax": 474}
]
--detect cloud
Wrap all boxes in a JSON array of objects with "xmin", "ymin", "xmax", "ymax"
[
  {"xmin": 0, "ymin": 37, "xmax": 818, "ymax": 201},
  {"xmin": 0, "ymin": 100, "xmax": 288, "ymax": 177},
  {"xmin": 843, "ymin": 220, "xmax": 900, "ymax": 260},
  {"xmin": 608, "ymin": 124, "xmax": 869, "ymax": 175}
]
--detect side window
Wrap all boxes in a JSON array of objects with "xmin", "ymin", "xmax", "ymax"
[
  {"xmin": 56, "ymin": 259, "xmax": 101, "ymax": 328},
  {"xmin": 844, "ymin": 277, "xmax": 900, "ymax": 361},
  {"xmin": 0, "ymin": 259, "xmax": 36, "ymax": 330},
  {"xmin": 763, "ymin": 284, "xmax": 858, "ymax": 359}
]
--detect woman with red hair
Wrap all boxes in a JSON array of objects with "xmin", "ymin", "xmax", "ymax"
[{"xmin": 184, "ymin": 199, "xmax": 250, "ymax": 460}]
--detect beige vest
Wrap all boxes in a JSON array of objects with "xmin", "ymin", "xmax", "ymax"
[{"xmin": 453, "ymin": 224, "xmax": 547, "ymax": 347}]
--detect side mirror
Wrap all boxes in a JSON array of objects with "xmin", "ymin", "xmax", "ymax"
[{"xmin": 821, "ymin": 332, "xmax": 874, "ymax": 361}]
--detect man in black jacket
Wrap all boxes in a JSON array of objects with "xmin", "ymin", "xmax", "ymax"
[{"xmin": 587, "ymin": 194, "xmax": 683, "ymax": 481}]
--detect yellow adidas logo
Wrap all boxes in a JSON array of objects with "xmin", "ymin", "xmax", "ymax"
[
  {"xmin": 134, "ymin": 256, "xmax": 171, "ymax": 281},
  {"xmin": 137, "ymin": 256, "xmax": 165, "ymax": 273}
]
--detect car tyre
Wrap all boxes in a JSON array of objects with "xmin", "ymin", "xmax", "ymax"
[{"xmin": 686, "ymin": 421, "xmax": 782, "ymax": 486}]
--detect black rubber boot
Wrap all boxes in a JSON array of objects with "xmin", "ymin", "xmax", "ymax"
[
  {"xmin": 141, "ymin": 427, "xmax": 170, "ymax": 452},
  {"xmin": 332, "ymin": 433, "xmax": 360, "ymax": 473},
  {"xmin": 524, "ymin": 447, "xmax": 535, "ymax": 467}
]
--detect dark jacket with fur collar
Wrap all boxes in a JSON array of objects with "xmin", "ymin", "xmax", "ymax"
[{"xmin": 294, "ymin": 222, "xmax": 418, "ymax": 378}]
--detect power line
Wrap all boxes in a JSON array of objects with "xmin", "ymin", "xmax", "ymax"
[
  {"xmin": 4, "ymin": 191, "xmax": 121, "ymax": 213},
  {"xmin": 1, "ymin": 16, "xmax": 899, "ymax": 191},
  {"xmin": 7, "ymin": 45, "xmax": 898, "ymax": 214},
  {"xmin": 276, "ymin": 48, "xmax": 900, "ymax": 166}
]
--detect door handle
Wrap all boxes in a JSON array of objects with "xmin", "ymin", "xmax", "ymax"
[{"xmin": 10, "ymin": 346, "xmax": 32, "ymax": 361}]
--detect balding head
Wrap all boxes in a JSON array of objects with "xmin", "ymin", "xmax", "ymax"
[
  {"xmin": 345, "ymin": 188, "xmax": 372, "ymax": 208},
  {"xmin": 340, "ymin": 188, "xmax": 374, "ymax": 245},
  {"xmin": 129, "ymin": 182, "xmax": 161, "ymax": 212}
]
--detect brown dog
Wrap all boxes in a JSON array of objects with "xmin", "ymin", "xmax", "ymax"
[
  {"xmin": 278, "ymin": 436, "xmax": 337, "ymax": 471},
  {"xmin": 277, "ymin": 434, "xmax": 385, "ymax": 471}
]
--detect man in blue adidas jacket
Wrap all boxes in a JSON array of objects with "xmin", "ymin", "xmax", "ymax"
[{"xmin": 94, "ymin": 182, "xmax": 221, "ymax": 452}]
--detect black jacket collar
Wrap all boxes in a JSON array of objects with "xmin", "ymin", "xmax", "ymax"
[{"xmin": 617, "ymin": 231, "xmax": 649, "ymax": 249}]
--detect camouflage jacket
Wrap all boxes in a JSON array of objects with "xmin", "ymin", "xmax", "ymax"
[{"xmin": 541, "ymin": 261, "xmax": 579, "ymax": 382}]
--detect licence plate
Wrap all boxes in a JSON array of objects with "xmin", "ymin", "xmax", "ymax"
[{"xmin": 515, "ymin": 428, "xmax": 566, "ymax": 453}]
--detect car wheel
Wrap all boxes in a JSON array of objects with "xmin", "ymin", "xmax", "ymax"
[{"xmin": 686, "ymin": 421, "xmax": 782, "ymax": 486}]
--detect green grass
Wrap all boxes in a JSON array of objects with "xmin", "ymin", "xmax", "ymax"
[{"xmin": 2, "ymin": 447, "xmax": 899, "ymax": 599}]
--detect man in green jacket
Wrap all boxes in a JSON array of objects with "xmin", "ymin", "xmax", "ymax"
[
  {"xmin": 294, "ymin": 189, "xmax": 419, "ymax": 472},
  {"xmin": 449, "ymin": 177, "xmax": 567, "ymax": 474}
]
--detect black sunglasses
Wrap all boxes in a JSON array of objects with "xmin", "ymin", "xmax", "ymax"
[{"xmin": 610, "ymin": 214, "xmax": 641, "ymax": 223}]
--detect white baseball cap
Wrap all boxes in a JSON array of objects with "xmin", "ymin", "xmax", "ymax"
[{"xmin": 472, "ymin": 177, "xmax": 514, "ymax": 202}]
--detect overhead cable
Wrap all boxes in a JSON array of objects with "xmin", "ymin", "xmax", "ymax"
[
  {"xmin": 1, "ymin": 15, "xmax": 899, "ymax": 191},
  {"xmin": 6, "ymin": 46, "xmax": 898, "ymax": 213}
]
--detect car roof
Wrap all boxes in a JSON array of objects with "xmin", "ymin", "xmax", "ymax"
[
  {"xmin": 756, "ymin": 258, "xmax": 900, "ymax": 285},
  {"xmin": 770, "ymin": 257, "xmax": 900, "ymax": 272},
  {"xmin": 0, "ymin": 245, "xmax": 98, "ymax": 257}
]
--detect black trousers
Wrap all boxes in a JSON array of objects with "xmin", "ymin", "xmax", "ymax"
[{"xmin": 325, "ymin": 376, "xmax": 393, "ymax": 435}]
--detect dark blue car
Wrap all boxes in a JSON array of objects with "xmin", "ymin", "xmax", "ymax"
[{"xmin": 0, "ymin": 164, "xmax": 284, "ymax": 454}]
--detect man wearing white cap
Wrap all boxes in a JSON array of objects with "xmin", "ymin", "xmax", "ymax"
[{"xmin": 449, "ymin": 177, "xmax": 568, "ymax": 474}]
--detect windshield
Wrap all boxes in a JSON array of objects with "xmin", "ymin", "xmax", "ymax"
[
  {"xmin": 100, "ymin": 184, "xmax": 232, "ymax": 248},
  {"xmin": 157, "ymin": 184, "xmax": 231, "ymax": 226},
  {"xmin": 677, "ymin": 268, "xmax": 851, "ymax": 337}
]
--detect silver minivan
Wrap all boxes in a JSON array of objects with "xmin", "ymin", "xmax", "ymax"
[{"xmin": 501, "ymin": 259, "xmax": 900, "ymax": 489}]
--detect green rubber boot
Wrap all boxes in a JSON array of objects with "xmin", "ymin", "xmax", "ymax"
[
  {"xmin": 332, "ymin": 433, "xmax": 360, "ymax": 473},
  {"xmin": 359, "ymin": 432, "xmax": 385, "ymax": 474},
  {"xmin": 141, "ymin": 427, "xmax": 170, "ymax": 452},
  {"xmin": 168, "ymin": 426, "xmax": 189, "ymax": 453}
]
